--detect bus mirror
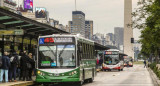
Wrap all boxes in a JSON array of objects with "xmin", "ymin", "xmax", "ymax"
[{"xmin": 78, "ymin": 46, "xmax": 83, "ymax": 53}]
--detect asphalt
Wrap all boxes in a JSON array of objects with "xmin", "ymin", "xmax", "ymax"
[
  {"xmin": 0, "ymin": 64, "xmax": 154, "ymax": 86},
  {"xmin": 83, "ymin": 64, "xmax": 154, "ymax": 86}
]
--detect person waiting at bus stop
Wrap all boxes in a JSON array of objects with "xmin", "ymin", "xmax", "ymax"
[
  {"xmin": 99, "ymin": 57, "xmax": 103, "ymax": 68},
  {"xmin": 9, "ymin": 52, "xmax": 19, "ymax": 82},
  {"xmin": 0, "ymin": 51, "xmax": 10, "ymax": 83},
  {"xmin": 20, "ymin": 51, "xmax": 30, "ymax": 81},
  {"xmin": 28, "ymin": 53, "xmax": 35, "ymax": 81}
]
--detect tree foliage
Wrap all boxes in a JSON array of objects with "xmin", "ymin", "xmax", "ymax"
[{"xmin": 133, "ymin": 0, "xmax": 160, "ymax": 63}]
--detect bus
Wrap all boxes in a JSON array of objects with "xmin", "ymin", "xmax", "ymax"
[
  {"xmin": 102, "ymin": 49, "xmax": 126, "ymax": 71},
  {"xmin": 36, "ymin": 34, "xmax": 96, "ymax": 86},
  {"xmin": 124, "ymin": 56, "xmax": 133, "ymax": 67}
]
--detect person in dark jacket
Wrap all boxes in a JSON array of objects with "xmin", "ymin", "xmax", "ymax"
[
  {"xmin": 9, "ymin": 52, "xmax": 19, "ymax": 82},
  {"xmin": 28, "ymin": 53, "xmax": 35, "ymax": 81},
  {"xmin": 99, "ymin": 57, "xmax": 103, "ymax": 65},
  {"xmin": 18, "ymin": 51, "xmax": 23, "ymax": 80},
  {"xmin": 0, "ymin": 51, "xmax": 10, "ymax": 82},
  {"xmin": 144, "ymin": 60, "xmax": 147, "ymax": 68},
  {"xmin": 20, "ymin": 51, "xmax": 29, "ymax": 81}
]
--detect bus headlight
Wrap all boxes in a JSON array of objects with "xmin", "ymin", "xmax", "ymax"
[
  {"xmin": 37, "ymin": 71, "xmax": 45, "ymax": 76},
  {"xmin": 69, "ymin": 71, "xmax": 77, "ymax": 76},
  {"xmin": 37, "ymin": 71, "xmax": 41, "ymax": 74}
]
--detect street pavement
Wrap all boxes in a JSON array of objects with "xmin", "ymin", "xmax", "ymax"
[
  {"xmin": 83, "ymin": 64, "xmax": 154, "ymax": 86},
  {"xmin": 3, "ymin": 64, "xmax": 152, "ymax": 86}
]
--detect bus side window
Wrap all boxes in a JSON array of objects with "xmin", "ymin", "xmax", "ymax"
[{"xmin": 77, "ymin": 42, "xmax": 82, "ymax": 66}]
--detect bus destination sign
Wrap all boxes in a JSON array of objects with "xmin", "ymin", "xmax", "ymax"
[
  {"xmin": 39, "ymin": 37, "xmax": 74, "ymax": 44},
  {"xmin": 105, "ymin": 51, "xmax": 118, "ymax": 55}
]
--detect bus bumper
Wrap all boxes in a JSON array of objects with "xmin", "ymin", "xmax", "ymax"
[
  {"xmin": 36, "ymin": 77, "xmax": 80, "ymax": 83},
  {"xmin": 103, "ymin": 66, "xmax": 121, "ymax": 70}
]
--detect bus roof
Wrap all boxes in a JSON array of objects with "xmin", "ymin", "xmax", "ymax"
[
  {"xmin": 106, "ymin": 49, "xmax": 119, "ymax": 52},
  {"xmin": 38, "ymin": 34, "xmax": 94, "ymax": 44}
]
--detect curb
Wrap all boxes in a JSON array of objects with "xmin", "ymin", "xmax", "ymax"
[{"xmin": 148, "ymin": 68, "xmax": 160, "ymax": 86}]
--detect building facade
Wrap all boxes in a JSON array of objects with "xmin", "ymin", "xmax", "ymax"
[
  {"xmin": 85, "ymin": 20, "xmax": 93, "ymax": 40},
  {"xmin": 49, "ymin": 18, "xmax": 59, "ymax": 28},
  {"xmin": 114, "ymin": 27, "xmax": 124, "ymax": 51},
  {"xmin": 107, "ymin": 33, "xmax": 115, "ymax": 46},
  {"xmin": 70, "ymin": 11, "xmax": 85, "ymax": 37}
]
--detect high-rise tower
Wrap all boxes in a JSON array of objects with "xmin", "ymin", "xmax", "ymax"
[{"xmin": 124, "ymin": 0, "xmax": 134, "ymax": 58}]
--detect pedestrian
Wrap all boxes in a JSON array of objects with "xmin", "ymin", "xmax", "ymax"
[
  {"xmin": 99, "ymin": 57, "xmax": 103, "ymax": 69},
  {"xmin": 0, "ymin": 51, "xmax": 10, "ymax": 83},
  {"xmin": 96, "ymin": 58, "xmax": 99, "ymax": 69},
  {"xmin": 20, "ymin": 50, "xmax": 29, "ymax": 81},
  {"xmin": 144, "ymin": 60, "xmax": 147, "ymax": 68},
  {"xmin": 28, "ymin": 53, "xmax": 35, "ymax": 81},
  {"xmin": 18, "ymin": 51, "xmax": 23, "ymax": 80},
  {"xmin": 9, "ymin": 52, "xmax": 19, "ymax": 82}
]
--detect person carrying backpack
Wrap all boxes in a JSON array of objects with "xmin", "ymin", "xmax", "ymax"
[
  {"xmin": 9, "ymin": 52, "xmax": 19, "ymax": 82},
  {"xmin": 0, "ymin": 51, "xmax": 10, "ymax": 82}
]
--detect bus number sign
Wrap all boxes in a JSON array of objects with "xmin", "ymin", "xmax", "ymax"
[{"xmin": 44, "ymin": 38, "xmax": 54, "ymax": 43}]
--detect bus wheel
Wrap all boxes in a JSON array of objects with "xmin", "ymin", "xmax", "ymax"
[
  {"xmin": 118, "ymin": 69, "xmax": 121, "ymax": 71},
  {"xmin": 121, "ymin": 69, "xmax": 123, "ymax": 71},
  {"xmin": 77, "ymin": 81, "xmax": 83, "ymax": 86}
]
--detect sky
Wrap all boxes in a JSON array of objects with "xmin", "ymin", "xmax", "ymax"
[{"xmin": 14, "ymin": 0, "xmax": 140, "ymax": 40}]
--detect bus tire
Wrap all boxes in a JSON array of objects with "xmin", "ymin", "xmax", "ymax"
[
  {"xmin": 118, "ymin": 69, "xmax": 121, "ymax": 71},
  {"xmin": 121, "ymin": 69, "xmax": 123, "ymax": 71}
]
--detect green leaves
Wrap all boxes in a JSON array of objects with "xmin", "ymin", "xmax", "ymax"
[{"xmin": 133, "ymin": 0, "xmax": 160, "ymax": 62}]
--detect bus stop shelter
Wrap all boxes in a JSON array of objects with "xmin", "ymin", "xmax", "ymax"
[
  {"xmin": 0, "ymin": 7, "xmax": 108, "ymax": 55},
  {"xmin": 0, "ymin": 8, "xmax": 68, "ymax": 55}
]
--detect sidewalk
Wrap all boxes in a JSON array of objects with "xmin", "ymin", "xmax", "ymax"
[
  {"xmin": 0, "ymin": 81, "xmax": 34, "ymax": 86},
  {"xmin": 148, "ymin": 68, "xmax": 160, "ymax": 86},
  {"xmin": 0, "ymin": 76, "xmax": 35, "ymax": 86}
]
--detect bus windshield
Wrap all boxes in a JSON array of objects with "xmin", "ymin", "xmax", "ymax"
[
  {"xmin": 104, "ymin": 54, "xmax": 119, "ymax": 65},
  {"xmin": 38, "ymin": 45, "xmax": 76, "ymax": 68}
]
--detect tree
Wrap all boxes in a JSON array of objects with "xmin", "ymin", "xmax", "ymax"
[{"xmin": 132, "ymin": 0, "xmax": 160, "ymax": 63}]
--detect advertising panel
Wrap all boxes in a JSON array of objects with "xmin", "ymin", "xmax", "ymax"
[
  {"xmin": 24, "ymin": 0, "xmax": 33, "ymax": 10},
  {"xmin": 35, "ymin": 7, "xmax": 46, "ymax": 18}
]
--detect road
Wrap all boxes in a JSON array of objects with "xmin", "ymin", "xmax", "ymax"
[
  {"xmin": 83, "ymin": 64, "xmax": 154, "ymax": 86},
  {"xmin": 32, "ymin": 64, "xmax": 154, "ymax": 86}
]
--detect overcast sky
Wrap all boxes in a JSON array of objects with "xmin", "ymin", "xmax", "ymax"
[{"xmin": 14, "ymin": 0, "xmax": 140, "ymax": 40}]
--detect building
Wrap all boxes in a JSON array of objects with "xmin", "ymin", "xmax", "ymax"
[
  {"xmin": 0, "ymin": 0, "xmax": 17, "ymax": 12},
  {"xmin": 107, "ymin": 33, "xmax": 115, "ymax": 46},
  {"xmin": 68, "ymin": 21, "xmax": 72, "ymax": 33},
  {"xmin": 58, "ymin": 24, "xmax": 66, "ymax": 31},
  {"xmin": 124, "ymin": 0, "xmax": 134, "ymax": 58},
  {"xmin": 70, "ymin": 11, "xmax": 85, "ymax": 37},
  {"xmin": 114, "ymin": 27, "xmax": 124, "ymax": 51},
  {"xmin": 49, "ymin": 18, "xmax": 59, "ymax": 28},
  {"xmin": 85, "ymin": 20, "xmax": 93, "ymax": 40},
  {"xmin": 92, "ymin": 33, "xmax": 105, "ymax": 45}
]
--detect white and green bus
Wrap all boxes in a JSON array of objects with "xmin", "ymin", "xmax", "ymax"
[{"xmin": 36, "ymin": 34, "xmax": 96, "ymax": 86}]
